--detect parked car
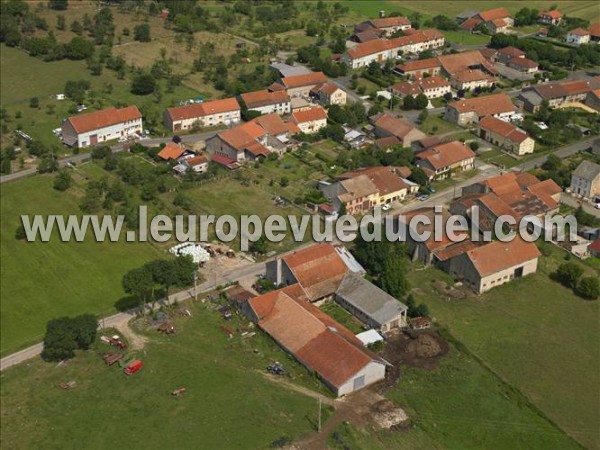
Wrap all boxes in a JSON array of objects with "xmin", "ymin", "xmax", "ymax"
[
  {"xmin": 382, "ymin": 204, "xmax": 392, "ymax": 211},
  {"xmin": 418, "ymin": 194, "xmax": 430, "ymax": 201},
  {"xmin": 428, "ymin": 186, "xmax": 436, "ymax": 193}
]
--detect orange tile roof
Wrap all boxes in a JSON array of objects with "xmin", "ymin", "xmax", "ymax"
[
  {"xmin": 373, "ymin": 113, "xmax": 416, "ymax": 139},
  {"xmin": 248, "ymin": 284, "xmax": 383, "ymax": 390},
  {"xmin": 515, "ymin": 172, "xmax": 540, "ymax": 188},
  {"xmin": 477, "ymin": 193, "xmax": 517, "ymax": 220},
  {"xmin": 448, "ymin": 93, "xmax": 515, "ymax": 117},
  {"xmin": 419, "ymin": 76, "xmax": 450, "ymax": 90},
  {"xmin": 438, "ymin": 50, "xmax": 497, "ymax": 76},
  {"xmin": 434, "ymin": 240, "xmax": 478, "ymax": 262},
  {"xmin": 568, "ymin": 27, "xmax": 590, "ymax": 36},
  {"xmin": 282, "ymin": 244, "xmax": 349, "ymax": 301},
  {"xmin": 281, "ymin": 72, "xmax": 327, "ymax": 89},
  {"xmin": 291, "ymin": 106, "xmax": 327, "ymax": 124},
  {"xmin": 509, "ymin": 57, "xmax": 538, "ymax": 69},
  {"xmin": 314, "ymin": 82, "xmax": 341, "ymax": 96},
  {"xmin": 416, "ymin": 141, "xmax": 475, "ymax": 170},
  {"xmin": 252, "ymin": 113, "xmax": 289, "ymax": 136},
  {"xmin": 527, "ymin": 179, "xmax": 561, "ymax": 209},
  {"xmin": 390, "ymin": 81, "xmax": 420, "ymax": 96},
  {"xmin": 374, "ymin": 136, "xmax": 401, "ymax": 149},
  {"xmin": 395, "ymin": 57, "xmax": 441, "ymax": 73},
  {"xmin": 166, "ymin": 98, "xmax": 240, "ymax": 121},
  {"xmin": 478, "ymin": 116, "xmax": 530, "ymax": 144},
  {"xmin": 465, "ymin": 238, "xmax": 541, "ymax": 278},
  {"xmin": 540, "ymin": 10, "xmax": 562, "ymax": 20},
  {"xmin": 67, "ymin": 106, "xmax": 141, "ymax": 134},
  {"xmin": 453, "ymin": 69, "xmax": 494, "ymax": 83},
  {"xmin": 217, "ymin": 122, "xmax": 266, "ymax": 152},
  {"xmin": 158, "ymin": 142, "xmax": 185, "ymax": 160},
  {"xmin": 478, "ymin": 7, "xmax": 511, "ymax": 22},
  {"xmin": 239, "ymin": 89, "xmax": 289, "ymax": 109},
  {"xmin": 460, "ymin": 17, "xmax": 483, "ymax": 31},
  {"xmin": 490, "ymin": 18, "xmax": 508, "ymax": 28},
  {"xmin": 185, "ymin": 154, "xmax": 208, "ymax": 166},
  {"xmin": 533, "ymin": 79, "xmax": 599, "ymax": 100},
  {"xmin": 368, "ymin": 16, "xmax": 411, "ymax": 29},
  {"xmin": 590, "ymin": 23, "xmax": 600, "ymax": 38},
  {"xmin": 338, "ymin": 166, "xmax": 409, "ymax": 196}
]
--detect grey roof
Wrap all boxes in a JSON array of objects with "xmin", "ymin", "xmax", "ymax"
[
  {"xmin": 456, "ymin": 9, "xmax": 478, "ymax": 20},
  {"xmin": 335, "ymin": 273, "xmax": 407, "ymax": 326},
  {"xmin": 519, "ymin": 90, "xmax": 543, "ymax": 106},
  {"xmin": 573, "ymin": 160, "xmax": 600, "ymax": 181},
  {"xmin": 269, "ymin": 63, "xmax": 312, "ymax": 78}
]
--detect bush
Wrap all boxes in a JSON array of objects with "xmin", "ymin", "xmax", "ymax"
[
  {"xmin": 576, "ymin": 277, "xmax": 599, "ymax": 300},
  {"xmin": 554, "ymin": 262, "xmax": 584, "ymax": 289},
  {"xmin": 469, "ymin": 142, "xmax": 480, "ymax": 151},
  {"xmin": 53, "ymin": 169, "xmax": 72, "ymax": 191}
]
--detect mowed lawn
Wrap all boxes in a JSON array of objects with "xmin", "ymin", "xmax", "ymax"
[
  {"xmin": 0, "ymin": 175, "xmax": 161, "ymax": 356},
  {"xmin": 407, "ymin": 245, "xmax": 600, "ymax": 450},
  {"xmin": 0, "ymin": 302, "xmax": 322, "ymax": 449}
]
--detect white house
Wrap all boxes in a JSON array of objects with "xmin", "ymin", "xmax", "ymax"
[
  {"xmin": 239, "ymin": 89, "xmax": 291, "ymax": 115},
  {"xmin": 566, "ymin": 28, "xmax": 591, "ymax": 45},
  {"xmin": 61, "ymin": 106, "xmax": 142, "ymax": 148},
  {"xmin": 163, "ymin": 98, "xmax": 241, "ymax": 132}
]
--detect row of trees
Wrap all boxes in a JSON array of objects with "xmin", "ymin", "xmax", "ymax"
[{"xmin": 122, "ymin": 256, "xmax": 198, "ymax": 313}]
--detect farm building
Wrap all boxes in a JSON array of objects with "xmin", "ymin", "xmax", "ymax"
[
  {"xmin": 335, "ymin": 273, "xmax": 408, "ymax": 333},
  {"xmin": 247, "ymin": 284, "xmax": 389, "ymax": 396},
  {"xmin": 61, "ymin": 106, "xmax": 142, "ymax": 148}
]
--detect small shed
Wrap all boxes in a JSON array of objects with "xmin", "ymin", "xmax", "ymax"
[{"xmin": 356, "ymin": 329, "xmax": 384, "ymax": 347}]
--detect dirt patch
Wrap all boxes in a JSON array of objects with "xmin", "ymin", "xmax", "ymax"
[
  {"xmin": 375, "ymin": 330, "xmax": 450, "ymax": 391},
  {"xmin": 371, "ymin": 399, "xmax": 409, "ymax": 429},
  {"xmin": 431, "ymin": 280, "xmax": 474, "ymax": 301}
]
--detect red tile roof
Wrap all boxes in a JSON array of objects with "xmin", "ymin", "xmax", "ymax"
[
  {"xmin": 453, "ymin": 69, "xmax": 494, "ymax": 83},
  {"xmin": 67, "ymin": 106, "xmax": 141, "ymax": 134},
  {"xmin": 338, "ymin": 166, "xmax": 409, "ymax": 196},
  {"xmin": 478, "ymin": 116, "xmax": 530, "ymax": 144},
  {"xmin": 416, "ymin": 141, "xmax": 475, "ymax": 170},
  {"xmin": 498, "ymin": 46, "xmax": 526, "ymax": 57},
  {"xmin": 374, "ymin": 136, "xmax": 401, "ymax": 149},
  {"xmin": 248, "ymin": 284, "xmax": 383, "ymax": 390},
  {"xmin": 372, "ymin": 113, "xmax": 417, "ymax": 139},
  {"xmin": 466, "ymin": 238, "xmax": 541, "ymax": 277},
  {"xmin": 217, "ymin": 121, "xmax": 266, "ymax": 152},
  {"xmin": 166, "ymin": 98, "xmax": 240, "ymax": 121},
  {"xmin": 509, "ymin": 57, "xmax": 538, "ymax": 69},
  {"xmin": 291, "ymin": 105, "xmax": 327, "ymax": 124},
  {"xmin": 282, "ymin": 244, "xmax": 349, "ymax": 301},
  {"xmin": 478, "ymin": 7, "xmax": 511, "ymax": 22},
  {"xmin": 281, "ymin": 72, "xmax": 327, "ymax": 89},
  {"xmin": 448, "ymin": 93, "xmax": 515, "ymax": 117},
  {"xmin": 527, "ymin": 179, "xmax": 561, "ymax": 209},
  {"xmin": 589, "ymin": 238, "xmax": 600, "ymax": 254},
  {"xmin": 239, "ymin": 89, "xmax": 289, "ymax": 109},
  {"xmin": 490, "ymin": 18, "xmax": 508, "ymax": 28},
  {"xmin": 158, "ymin": 142, "xmax": 185, "ymax": 160},
  {"xmin": 438, "ymin": 50, "xmax": 498, "ymax": 76},
  {"xmin": 460, "ymin": 17, "xmax": 483, "ymax": 31},
  {"xmin": 590, "ymin": 23, "xmax": 600, "ymax": 38},
  {"xmin": 368, "ymin": 16, "xmax": 411, "ymax": 29},
  {"xmin": 185, "ymin": 154, "xmax": 208, "ymax": 166},
  {"xmin": 533, "ymin": 79, "xmax": 599, "ymax": 100},
  {"xmin": 390, "ymin": 81, "xmax": 420, "ymax": 96},
  {"xmin": 395, "ymin": 58, "xmax": 441, "ymax": 74}
]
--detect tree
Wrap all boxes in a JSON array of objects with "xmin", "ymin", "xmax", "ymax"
[
  {"xmin": 41, "ymin": 314, "xmax": 98, "ymax": 362},
  {"xmin": 249, "ymin": 236, "xmax": 269, "ymax": 254},
  {"xmin": 65, "ymin": 36, "xmax": 94, "ymax": 60},
  {"xmin": 145, "ymin": 259, "xmax": 177, "ymax": 304},
  {"xmin": 122, "ymin": 266, "xmax": 153, "ymax": 313},
  {"xmin": 133, "ymin": 23, "xmax": 151, "ymax": 42},
  {"xmin": 378, "ymin": 254, "xmax": 409, "ymax": 299},
  {"xmin": 417, "ymin": 109, "xmax": 428, "ymax": 124},
  {"xmin": 280, "ymin": 176, "xmax": 289, "ymax": 187},
  {"xmin": 409, "ymin": 167, "xmax": 429, "ymax": 186},
  {"xmin": 53, "ymin": 168, "xmax": 72, "ymax": 191},
  {"xmin": 554, "ymin": 262, "xmax": 584, "ymax": 289},
  {"xmin": 15, "ymin": 223, "xmax": 27, "ymax": 240},
  {"xmin": 414, "ymin": 93, "xmax": 429, "ymax": 110},
  {"xmin": 29, "ymin": 97, "xmax": 39, "ymax": 108},
  {"xmin": 576, "ymin": 277, "xmax": 599, "ymax": 300},
  {"xmin": 131, "ymin": 73, "xmax": 156, "ymax": 95},
  {"xmin": 48, "ymin": 0, "xmax": 68, "ymax": 10},
  {"xmin": 403, "ymin": 95, "xmax": 416, "ymax": 110},
  {"xmin": 70, "ymin": 19, "xmax": 82, "ymax": 35}
]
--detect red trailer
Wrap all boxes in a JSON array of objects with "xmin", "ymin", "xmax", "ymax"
[{"xmin": 123, "ymin": 360, "xmax": 143, "ymax": 375}]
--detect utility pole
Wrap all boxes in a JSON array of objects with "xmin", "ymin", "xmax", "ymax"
[
  {"xmin": 194, "ymin": 271, "xmax": 198, "ymax": 301},
  {"xmin": 317, "ymin": 398, "xmax": 322, "ymax": 433}
]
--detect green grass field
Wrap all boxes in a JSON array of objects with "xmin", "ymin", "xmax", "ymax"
[
  {"xmin": 0, "ymin": 175, "xmax": 162, "ymax": 356},
  {"xmin": 0, "ymin": 45, "xmax": 201, "ymax": 149},
  {"xmin": 0, "ymin": 300, "xmax": 326, "ymax": 449},
  {"xmin": 407, "ymin": 244, "xmax": 600, "ymax": 449}
]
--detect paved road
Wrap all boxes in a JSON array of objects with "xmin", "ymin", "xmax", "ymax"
[
  {"xmin": 0, "ymin": 258, "xmax": 266, "ymax": 371},
  {"xmin": 0, "ymin": 130, "xmax": 221, "ymax": 184},
  {"xmin": 560, "ymin": 192, "xmax": 600, "ymax": 217},
  {"xmin": 512, "ymin": 138, "xmax": 596, "ymax": 171}
]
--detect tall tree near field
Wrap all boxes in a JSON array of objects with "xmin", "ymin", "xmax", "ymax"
[{"xmin": 122, "ymin": 266, "xmax": 153, "ymax": 314}]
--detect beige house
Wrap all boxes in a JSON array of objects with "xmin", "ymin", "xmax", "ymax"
[
  {"xmin": 477, "ymin": 116, "xmax": 535, "ymax": 155},
  {"xmin": 415, "ymin": 141, "xmax": 476, "ymax": 180},
  {"xmin": 280, "ymin": 72, "xmax": 328, "ymax": 98},
  {"xmin": 570, "ymin": 160, "xmax": 600, "ymax": 199},
  {"xmin": 371, "ymin": 113, "xmax": 427, "ymax": 147},
  {"xmin": 566, "ymin": 28, "xmax": 590, "ymax": 45},
  {"xmin": 163, "ymin": 98, "xmax": 241, "ymax": 132},
  {"xmin": 446, "ymin": 238, "xmax": 541, "ymax": 293},
  {"xmin": 290, "ymin": 106, "xmax": 327, "ymax": 134},
  {"xmin": 312, "ymin": 82, "xmax": 347, "ymax": 106}
]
